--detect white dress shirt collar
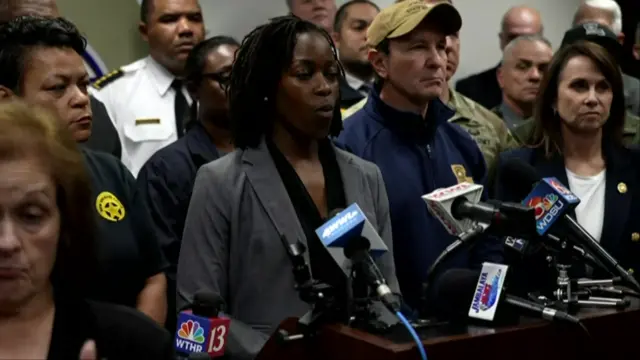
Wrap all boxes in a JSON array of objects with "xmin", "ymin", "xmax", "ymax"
[{"xmin": 146, "ymin": 55, "xmax": 177, "ymax": 97}]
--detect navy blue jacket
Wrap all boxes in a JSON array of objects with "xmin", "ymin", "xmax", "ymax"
[
  {"xmin": 337, "ymin": 90, "xmax": 504, "ymax": 309},
  {"xmin": 136, "ymin": 122, "xmax": 222, "ymax": 331},
  {"xmin": 495, "ymin": 145, "xmax": 640, "ymax": 291},
  {"xmin": 137, "ymin": 122, "xmax": 222, "ymax": 272}
]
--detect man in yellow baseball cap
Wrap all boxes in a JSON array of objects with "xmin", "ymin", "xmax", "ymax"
[
  {"xmin": 337, "ymin": 0, "xmax": 503, "ymax": 311},
  {"xmin": 366, "ymin": 0, "xmax": 461, "ymax": 48}
]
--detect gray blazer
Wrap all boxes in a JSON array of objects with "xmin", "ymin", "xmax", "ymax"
[
  {"xmin": 177, "ymin": 139, "xmax": 398, "ymax": 359},
  {"xmin": 623, "ymin": 73, "xmax": 640, "ymax": 116}
]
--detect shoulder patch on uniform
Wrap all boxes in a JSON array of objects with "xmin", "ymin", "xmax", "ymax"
[{"xmin": 92, "ymin": 69, "xmax": 124, "ymax": 90}]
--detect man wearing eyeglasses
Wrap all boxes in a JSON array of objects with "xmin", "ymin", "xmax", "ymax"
[
  {"xmin": 136, "ymin": 35, "xmax": 238, "ymax": 334},
  {"xmin": 92, "ymin": 0, "xmax": 206, "ymax": 178}
]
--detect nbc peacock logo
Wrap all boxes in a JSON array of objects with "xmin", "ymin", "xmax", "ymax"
[{"xmin": 178, "ymin": 320, "xmax": 206, "ymax": 344}]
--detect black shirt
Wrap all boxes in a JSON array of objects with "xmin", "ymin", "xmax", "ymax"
[
  {"xmin": 267, "ymin": 139, "xmax": 348, "ymax": 317},
  {"xmin": 81, "ymin": 96, "xmax": 121, "ymax": 158},
  {"xmin": 83, "ymin": 149, "xmax": 168, "ymax": 308},
  {"xmin": 47, "ymin": 293, "xmax": 173, "ymax": 359},
  {"xmin": 339, "ymin": 76, "xmax": 366, "ymax": 110}
]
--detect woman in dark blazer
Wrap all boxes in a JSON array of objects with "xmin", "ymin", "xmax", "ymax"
[
  {"xmin": 495, "ymin": 41, "xmax": 640, "ymax": 292},
  {"xmin": 0, "ymin": 101, "xmax": 172, "ymax": 360},
  {"xmin": 177, "ymin": 16, "xmax": 399, "ymax": 359}
]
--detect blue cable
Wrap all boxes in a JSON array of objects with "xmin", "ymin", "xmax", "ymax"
[{"xmin": 395, "ymin": 311, "xmax": 427, "ymax": 360}]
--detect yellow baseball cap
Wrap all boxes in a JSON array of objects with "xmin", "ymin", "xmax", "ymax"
[{"xmin": 366, "ymin": 0, "xmax": 462, "ymax": 47}]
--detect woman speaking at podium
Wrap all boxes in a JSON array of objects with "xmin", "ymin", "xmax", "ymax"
[
  {"xmin": 494, "ymin": 39, "xmax": 640, "ymax": 289},
  {"xmin": 177, "ymin": 16, "xmax": 399, "ymax": 359}
]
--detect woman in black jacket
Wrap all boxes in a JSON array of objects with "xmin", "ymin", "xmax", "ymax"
[{"xmin": 0, "ymin": 101, "xmax": 172, "ymax": 359}]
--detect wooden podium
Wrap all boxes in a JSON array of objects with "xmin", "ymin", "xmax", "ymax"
[{"xmin": 256, "ymin": 300, "xmax": 640, "ymax": 360}]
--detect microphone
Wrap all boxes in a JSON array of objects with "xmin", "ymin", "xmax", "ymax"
[
  {"xmin": 422, "ymin": 182, "xmax": 484, "ymax": 236},
  {"xmin": 504, "ymin": 234, "xmax": 603, "ymax": 269},
  {"xmin": 316, "ymin": 204, "xmax": 399, "ymax": 312},
  {"xmin": 505, "ymin": 159, "xmax": 640, "ymax": 292},
  {"xmin": 175, "ymin": 291, "xmax": 231, "ymax": 358},
  {"xmin": 504, "ymin": 236, "xmax": 535, "ymax": 255},
  {"xmin": 431, "ymin": 266, "xmax": 580, "ymax": 324},
  {"xmin": 188, "ymin": 353, "xmax": 213, "ymax": 360},
  {"xmin": 423, "ymin": 183, "xmax": 538, "ymax": 238}
]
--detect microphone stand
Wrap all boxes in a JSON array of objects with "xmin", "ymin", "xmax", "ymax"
[
  {"xmin": 348, "ymin": 264, "xmax": 398, "ymax": 334},
  {"xmin": 548, "ymin": 239, "xmax": 629, "ymax": 310},
  {"xmin": 277, "ymin": 236, "xmax": 398, "ymax": 343},
  {"xmin": 277, "ymin": 238, "xmax": 339, "ymax": 343}
]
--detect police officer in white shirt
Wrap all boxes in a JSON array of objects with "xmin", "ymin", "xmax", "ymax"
[{"xmin": 92, "ymin": 0, "xmax": 205, "ymax": 177}]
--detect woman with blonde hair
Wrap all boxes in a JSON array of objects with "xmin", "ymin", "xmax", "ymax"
[{"xmin": 0, "ymin": 101, "xmax": 172, "ymax": 359}]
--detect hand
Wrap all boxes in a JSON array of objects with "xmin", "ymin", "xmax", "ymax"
[{"xmin": 79, "ymin": 340, "xmax": 98, "ymax": 360}]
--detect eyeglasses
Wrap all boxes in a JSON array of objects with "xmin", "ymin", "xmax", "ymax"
[{"xmin": 202, "ymin": 71, "xmax": 231, "ymax": 87}]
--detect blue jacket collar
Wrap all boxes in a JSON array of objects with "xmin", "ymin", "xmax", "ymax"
[{"xmin": 365, "ymin": 87, "xmax": 455, "ymax": 142}]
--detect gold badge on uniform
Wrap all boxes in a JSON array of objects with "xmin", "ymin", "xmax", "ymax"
[
  {"xmin": 451, "ymin": 164, "xmax": 473, "ymax": 184},
  {"xmin": 632, "ymin": 232, "xmax": 640, "ymax": 242},
  {"xmin": 135, "ymin": 118, "xmax": 161, "ymax": 126},
  {"xmin": 618, "ymin": 182, "xmax": 627, "ymax": 194},
  {"xmin": 96, "ymin": 191, "xmax": 126, "ymax": 222}
]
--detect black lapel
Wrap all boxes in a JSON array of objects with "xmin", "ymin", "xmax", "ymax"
[
  {"xmin": 599, "ymin": 145, "xmax": 633, "ymax": 254},
  {"xmin": 339, "ymin": 77, "xmax": 365, "ymax": 109}
]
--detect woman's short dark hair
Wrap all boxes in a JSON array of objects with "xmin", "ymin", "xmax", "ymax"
[
  {"xmin": 185, "ymin": 35, "xmax": 239, "ymax": 123},
  {"xmin": 228, "ymin": 15, "xmax": 345, "ymax": 149},
  {"xmin": 530, "ymin": 41, "xmax": 626, "ymax": 157},
  {"xmin": 0, "ymin": 16, "xmax": 86, "ymax": 94},
  {"xmin": 0, "ymin": 100, "xmax": 96, "ymax": 295}
]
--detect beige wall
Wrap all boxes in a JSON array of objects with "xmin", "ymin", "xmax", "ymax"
[
  {"xmin": 57, "ymin": 0, "xmax": 146, "ymax": 70},
  {"xmin": 203, "ymin": 0, "xmax": 582, "ymax": 83}
]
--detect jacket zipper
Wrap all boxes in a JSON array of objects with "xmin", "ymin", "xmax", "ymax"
[{"xmin": 425, "ymin": 144, "xmax": 437, "ymax": 189}]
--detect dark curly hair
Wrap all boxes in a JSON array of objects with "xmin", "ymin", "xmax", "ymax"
[
  {"xmin": 0, "ymin": 16, "xmax": 86, "ymax": 94},
  {"xmin": 228, "ymin": 15, "xmax": 344, "ymax": 149}
]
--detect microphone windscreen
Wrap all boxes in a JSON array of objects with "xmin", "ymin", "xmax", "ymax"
[
  {"xmin": 500, "ymin": 159, "xmax": 540, "ymax": 199},
  {"xmin": 193, "ymin": 291, "xmax": 225, "ymax": 316},
  {"xmin": 429, "ymin": 268, "xmax": 481, "ymax": 320},
  {"xmin": 343, "ymin": 236, "xmax": 371, "ymax": 259},
  {"xmin": 188, "ymin": 352, "xmax": 212, "ymax": 360}
]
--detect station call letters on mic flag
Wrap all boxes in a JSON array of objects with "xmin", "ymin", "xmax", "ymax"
[
  {"xmin": 469, "ymin": 262, "xmax": 509, "ymax": 321},
  {"xmin": 423, "ymin": 182, "xmax": 484, "ymax": 236},
  {"xmin": 522, "ymin": 177, "xmax": 580, "ymax": 235},
  {"xmin": 175, "ymin": 310, "xmax": 231, "ymax": 358},
  {"xmin": 315, "ymin": 203, "xmax": 389, "ymax": 275}
]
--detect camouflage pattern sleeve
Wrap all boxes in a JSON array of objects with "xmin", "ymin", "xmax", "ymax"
[
  {"xmin": 448, "ymin": 90, "xmax": 517, "ymax": 187},
  {"xmin": 624, "ymin": 112, "xmax": 640, "ymax": 146},
  {"xmin": 509, "ymin": 111, "xmax": 640, "ymax": 147}
]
